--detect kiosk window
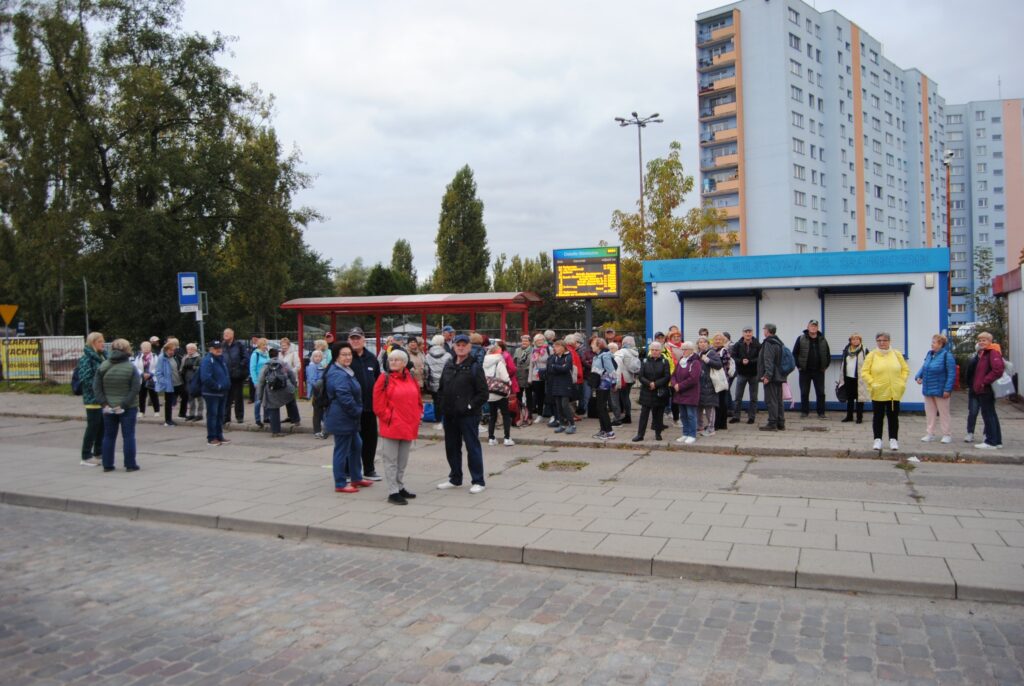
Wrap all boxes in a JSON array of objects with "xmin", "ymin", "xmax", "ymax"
[
  {"xmin": 823, "ymin": 292, "xmax": 905, "ymax": 355},
  {"xmin": 681, "ymin": 297, "xmax": 757, "ymax": 341}
]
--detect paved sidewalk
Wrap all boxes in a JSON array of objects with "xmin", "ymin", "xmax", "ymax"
[
  {"xmin": 2, "ymin": 391, "xmax": 1021, "ymax": 463},
  {"xmin": 2, "ymin": 410, "xmax": 1023, "ymax": 605}
]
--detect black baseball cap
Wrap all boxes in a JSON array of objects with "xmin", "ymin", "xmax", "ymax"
[{"xmin": 348, "ymin": 327, "xmax": 365, "ymax": 338}]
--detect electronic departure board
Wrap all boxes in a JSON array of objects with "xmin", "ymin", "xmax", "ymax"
[{"xmin": 553, "ymin": 246, "xmax": 621, "ymax": 299}]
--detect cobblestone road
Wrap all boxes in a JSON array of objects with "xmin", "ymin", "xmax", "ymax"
[{"xmin": 3, "ymin": 505, "xmax": 1023, "ymax": 685}]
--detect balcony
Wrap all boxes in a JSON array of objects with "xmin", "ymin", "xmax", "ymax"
[
  {"xmin": 703, "ymin": 177, "xmax": 740, "ymax": 196},
  {"xmin": 702, "ymin": 153, "xmax": 739, "ymax": 171},
  {"xmin": 715, "ymin": 205, "xmax": 741, "ymax": 220},
  {"xmin": 699, "ymin": 100, "xmax": 737, "ymax": 121},
  {"xmin": 700, "ymin": 76, "xmax": 736, "ymax": 94},
  {"xmin": 714, "ymin": 101, "xmax": 737, "ymax": 117},
  {"xmin": 697, "ymin": 49, "xmax": 735, "ymax": 72},
  {"xmin": 714, "ymin": 127, "xmax": 738, "ymax": 142},
  {"xmin": 698, "ymin": 24, "xmax": 735, "ymax": 47}
]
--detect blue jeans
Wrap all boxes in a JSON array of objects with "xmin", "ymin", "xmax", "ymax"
[
  {"xmin": 680, "ymin": 404, "xmax": 698, "ymax": 438},
  {"xmin": 254, "ymin": 398, "xmax": 262, "ymax": 424},
  {"xmin": 966, "ymin": 392, "xmax": 980, "ymax": 434},
  {"xmin": 977, "ymin": 393, "xmax": 1002, "ymax": 446},
  {"xmin": 332, "ymin": 432, "xmax": 363, "ymax": 487},
  {"xmin": 442, "ymin": 415, "xmax": 485, "ymax": 486},
  {"xmin": 578, "ymin": 382, "xmax": 592, "ymax": 414},
  {"xmin": 266, "ymin": 407, "xmax": 282, "ymax": 434},
  {"xmin": 101, "ymin": 408, "xmax": 138, "ymax": 469},
  {"xmin": 204, "ymin": 394, "xmax": 225, "ymax": 441}
]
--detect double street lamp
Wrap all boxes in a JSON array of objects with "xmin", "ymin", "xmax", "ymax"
[{"xmin": 615, "ymin": 112, "xmax": 663, "ymax": 229}]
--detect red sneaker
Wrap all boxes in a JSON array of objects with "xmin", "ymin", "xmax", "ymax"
[
  {"xmin": 352, "ymin": 480, "xmax": 374, "ymax": 488},
  {"xmin": 335, "ymin": 485, "xmax": 358, "ymax": 493}
]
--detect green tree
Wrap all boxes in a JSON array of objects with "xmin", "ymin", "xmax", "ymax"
[
  {"xmin": 390, "ymin": 239, "xmax": 416, "ymax": 294},
  {"xmin": 333, "ymin": 257, "xmax": 369, "ymax": 296},
  {"xmin": 365, "ymin": 262, "xmax": 399, "ymax": 296},
  {"xmin": 433, "ymin": 165, "xmax": 490, "ymax": 293},
  {"xmin": 491, "ymin": 251, "xmax": 580, "ymax": 331},
  {"xmin": 605, "ymin": 141, "xmax": 729, "ymax": 332},
  {"xmin": 960, "ymin": 247, "xmax": 1009, "ymax": 355}
]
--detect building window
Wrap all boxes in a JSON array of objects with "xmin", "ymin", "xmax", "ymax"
[
  {"xmin": 948, "ymin": 131, "xmax": 963, "ymax": 142},
  {"xmin": 874, "ymin": 231, "xmax": 884, "ymax": 244},
  {"xmin": 977, "ymin": 180, "xmax": 988, "ymax": 191},
  {"xmin": 789, "ymin": 7, "xmax": 800, "ymax": 24},
  {"xmin": 790, "ymin": 59, "xmax": 802, "ymax": 76},
  {"xmin": 951, "ymin": 165, "xmax": 964, "ymax": 176},
  {"xmin": 978, "ymin": 215, "xmax": 989, "ymax": 225},
  {"xmin": 947, "ymin": 114, "xmax": 962, "ymax": 124},
  {"xmin": 976, "ymin": 145, "xmax": 987, "ymax": 156},
  {"xmin": 975, "ymin": 110, "xmax": 986, "ymax": 121},
  {"xmin": 792, "ymin": 111, "xmax": 804, "ymax": 128},
  {"xmin": 793, "ymin": 164, "xmax": 806, "ymax": 180},
  {"xmin": 978, "ymin": 197, "xmax": 988, "ymax": 208},
  {"xmin": 791, "ymin": 85, "xmax": 803, "ymax": 101},
  {"xmin": 951, "ymin": 200, "xmax": 965, "ymax": 210},
  {"xmin": 952, "ymin": 252, "xmax": 967, "ymax": 262},
  {"xmin": 952, "ymin": 217, "xmax": 966, "ymax": 227},
  {"xmin": 789, "ymin": 33, "xmax": 801, "ymax": 50},
  {"xmin": 978, "ymin": 233, "xmax": 988, "ymax": 243},
  {"xmin": 976, "ymin": 128, "xmax": 986, "ymax": 138},
  {"xmin": 977, "ymin": 163, "xmax": 987, "ymax": 173},
  {"xmin": 794, "ymin": 217, "xmax": 807, "ymax": 232},
  {"xmin": 793, "ymin": 138, "xmax": 805, "ymax": 154},
  {"xmin": 951, "ymin": 182, "xmax": 965, "ymax": 193},
  {"xmin": 794, "ymin": 190, "xmax": 807, "ymax": 206}
]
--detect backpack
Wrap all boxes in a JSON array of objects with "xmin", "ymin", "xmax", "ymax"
[
  {"xmin": 312, "ymin": 365, "xmax": 333, "ymax": 412},
  {"xmin": 71, "ymin": 366, "xmax": 84, "ymax": 395},
  {"xmin": 266, "ymin": 362, "xmax": 290, "ymax": 391},
  {"xmin": 779, "ymin": 344, "xmax": 796, "ymax": 376},
  {"xmin": 624, "ymin": 352, "xmax": 642, "ymax": 375}
]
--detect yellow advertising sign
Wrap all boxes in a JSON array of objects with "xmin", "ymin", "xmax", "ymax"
[
  {"xmin": 0, "ymin": 304, "xmax": 17, "ymax": 326},
  {"xmin": 0, "ymin": 338, "xmax": 41, "ymax": 380},
  {"xmin": 553, "ymin": 247, "xmax": 620, "ymax": 299}
]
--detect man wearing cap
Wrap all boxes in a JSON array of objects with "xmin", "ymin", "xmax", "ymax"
[
  {"xmin": 441, "ymin": 326, "xmax": 455, "ymax": 355},
  {"xmin": 758, "ymin": 324, "xmax": 786, "ymax": 432},
  {"xmin": 220, "ymin": 328, "xmax": 248, "ymax": 424},
  {"xmin": 793, "ymin": 319, "xmax": 831, "ymax": 419},
  {"xmin": 199, "ymin": 340, "xmax": 231, "ymax": 446},
  {"xmin": 604, "ymin": 328, "xmax": 622, "ymax": 347},
  {"xmin": 348, "ymin": 327, "xmax": 382, "ymax": 480},
  {"xmin": 730, "ymin": 327, "xmax": 761, "ymax": 424},
  {"xmin": 437, "ymin": 333, "xmax": 489, "ymax": 493}
]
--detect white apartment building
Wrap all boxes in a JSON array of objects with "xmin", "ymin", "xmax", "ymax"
[{"xmin": 697, "ymin": 0, "xmax": 948, "ymax": 256}]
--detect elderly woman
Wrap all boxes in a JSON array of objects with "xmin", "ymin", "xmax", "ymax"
[
  {"xmin": 915, "ymin": 334, "xmax": 956, "ymax": 444},
  {"xmin": 257, "ymin": 348, "xmax": 299, "ymax": 438},
  {"xmin": 671, "ymin": 341, "xmax": 701, "ymax": 444},
  {"xmin": 76, "ymin": 331, "xmax": 107, "ymax": 466},
  {"xmin": 306, "ymin": 350, "xmax": 328, "ymax": 438},
  {"xmin": 134, "ymin": 340, "xmax": 160, "ymax": 417},
  {"xmin": 313, "ymin": 339, "xmax": 332, "ymax": 368},
  {"xmin": 483, "ymin": 343, "xmax": 515, "ymax": 446},
  {"xmin": 861, "ymin": 331, "xmax": 909, "ymax": 451},
  {"xmin": 513, "ymin": 335, "xmax": 533, "ymax": 423},
  {"xmin": 373, "ymin": 348, "xmax": 422, "ymax": 505},
  {"xmin": 712, "ymin": 333, "xmax": 733, "ymax": 431},
  {"xmin": 180, "ymin": 343, "xmax": 204, "ymax": 422},
  {"xmin": 590, "ymin": 337, "xmax": 617, "ymax": 440},
  {"xmin": 93, "ymin": 339, "xmax": 142, "ymax": 472},
  {"xmin": 546, "ymin": 340, "xmax": 576, "ymax": 435},
  {"xmin": 971, "ymin": 332, "xmax": 1005, "ymax": 450},
  {"xmin": 278, "ymin": 336, "xmax": 300, "ymax": 371},
  {"xmin": 841, "ymin": 334, "xmax": 869, "ymax": 423},
  {"xmin": 614, "ymin": 337, "xmax": 641, "ymax": 426},
  {"xmin": 425, "ymin": 334, "xmax": 451, "ymax": 427},
  {"xmin": 696, "ymin": 336, "xmax": 723, "ymax": 436},
  {"xmin": 154, "ymin": 340, "xmax": 183, "ymax": 427},
  {"xmin": 527, "ymin": 333, "xmax": 549, "ymax": 423},
  {"xmin": 249, "ymin": 338, "xmax": 270, "ymax": 428},
  {"xmin": 325, "ymin": 344, "xmax": 372, "ymax": 493},
  {"xmin": 632, "ymin": 341, "xmax": 672, "ymax": 441}
]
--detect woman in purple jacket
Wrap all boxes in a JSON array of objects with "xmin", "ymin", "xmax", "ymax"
[{"xmin": 671, "ymin": 341, "xmax": 702, "ymax": 444}]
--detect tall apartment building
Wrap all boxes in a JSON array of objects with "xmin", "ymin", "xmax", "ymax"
[
  {"xmin": 944, "ymin": 99, "xmax": 1024, "ymax": 326},
  {"xmin": 696, "ymin": 0, "xmax": 948, "ymax": 256}
]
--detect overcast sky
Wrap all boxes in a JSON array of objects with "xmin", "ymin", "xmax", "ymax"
[{"xmin": 181, "ymin": 0, "xmax": 1024, "ymax": 280}]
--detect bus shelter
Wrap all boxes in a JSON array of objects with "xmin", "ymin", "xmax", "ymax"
[{"xmin": 280, "ymin": 291, "xmax": 542, "ymax": 389}]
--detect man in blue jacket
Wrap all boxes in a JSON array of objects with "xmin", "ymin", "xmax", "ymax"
[{"xmin": 199, "ymin": 340, "xmax": 232, "ymax": 446}]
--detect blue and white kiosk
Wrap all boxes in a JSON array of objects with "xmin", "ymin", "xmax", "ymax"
[{"xmin": 643, "ymin": 248, "xmax": 951, "ymax": 411}]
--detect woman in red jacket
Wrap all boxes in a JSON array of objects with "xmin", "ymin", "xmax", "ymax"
[{"xmin": 373, "ymin": 349, "xmax": 423, "ymax": 505}]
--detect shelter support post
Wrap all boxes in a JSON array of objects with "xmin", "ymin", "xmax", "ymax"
[
  {"xmin": 297, "ymin": 312, "xmax": 305, "ymax": 397},
  {"xmin": 500, "ymin": 311, "xmax": 507, "ymax": 342},
  {"xmin": 375, "ymin": 315, "xmax": 382, "ymax": 355},
  {"xmin": 584, "ymin": 300, "xmax": 593, "ymax": 339},
  {"xmin": 330, "ymin": 313, "xmax": 336, "ymax": 339},
  {"xmin": 421, "ymin": 314, "xmax": 427, "ymax": 343},
  {"xmin": 522, "ymin": 311, "xmax": 529, "ymax": 337},
  {"xmin": 470, "ymin": 312, "xmax": 476, "ymax": 331}
]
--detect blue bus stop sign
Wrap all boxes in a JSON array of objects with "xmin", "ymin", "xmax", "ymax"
[{"xmin": 178, "ymin": 273, "xmax": 199, "ymax": 312}]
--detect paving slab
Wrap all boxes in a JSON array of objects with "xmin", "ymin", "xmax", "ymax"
[{"xmin": 947, "ymin": 559, "xmax": 1024, "ymax": 603}]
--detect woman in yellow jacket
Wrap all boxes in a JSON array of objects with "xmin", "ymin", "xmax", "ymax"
[{"xmin": 860, "ymin": 331, "xmax": 909, "ymax": 451}]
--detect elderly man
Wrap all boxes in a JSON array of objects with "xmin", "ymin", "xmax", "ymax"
[
  {"xmin": 730, "ymin": 326, "xmax": 761, "ymax": 424},
  {"xmin": 348, "ymin": 327, "xmax": 382, "ymax": 480},
  {"xmin": 441, "ymin": 325, "xmax": 456, "ymax": 355},
  {"xmin": 437, "ymin": 333, "xmax": 489, "ymax": 493},
  {"xmin": 793, "ymin": 318, "xmax": 831, "ymax": 419},
  {"xmin": 758, "ymin": 323, "xmax": 786, "ymax": 432},
  {"xmin": 221, "ymin": 328, "xmax": 248, "ymax": 424}
]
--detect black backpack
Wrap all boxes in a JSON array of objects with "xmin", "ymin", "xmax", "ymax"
[
  {"xmin": 266, "ymin": 362, "xmax": 290, "ymax": 391},
  {"xmin": 71, "ymin": 366, "xmax": 84, "ymax": 395},
  {"xmin": 312, "ymin": 365, "xmax": 334, "ymax": 412}
]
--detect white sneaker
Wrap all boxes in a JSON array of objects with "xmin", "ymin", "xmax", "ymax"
[
  {"xmin": 890, "ymin": 439, "xmax": 899, "ymax": 451},
  {"xmin": 488, "ymin": 438, "xmax": 497, "ymax": 446},
  {"xmin": 675, "ymin": 435, "xmax": 687, "ymax": 443},
  {"xmin": 436, "ymin": 481, "xmax": 460, "ymax": 490},
  {"xmin": 503, "ymin": 438, "xmax": 515, "ymax": 446},
  {"xmin": 469, "ymin": 484, "xmax": 486, "ymax": 494},
  {"xmin": 434, "ymin": 423, "xmax": 444, "ymax": 431},
  {"xmin": 940, "ymin": 435, "xmax": 952, "ymax": 444},
  {"xmin": 872, "ymin": 439, "xmax": 882, "ymax": 450},
  {"xmin": 964, "ymin": 433, "xmax": 974, "ymax": 443},
  {"xmin": 975, "ymin": 442, "xmax": 998, "ymax": 450},
  {"xmin": 684, "ymin": 436, "xmax": 696, "ymax": 444},
  {"xmin": 920, "ymin": 435, "xmax": 934, "ymax": 442},
  {"xmin": 80, "ymin": 458, "xmax": 100, "ymax": 467}
]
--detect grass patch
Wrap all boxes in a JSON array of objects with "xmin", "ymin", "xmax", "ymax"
[
  {"xmin": 0, "ymin": 380, "xmax": 74, "ymax": 395},
  {"xmin": 894, "ymin": 462, "xmax": 916, "ymax": 472},
  {"xmin": 538, "ymin": 460, "xmax": 588, "ymax": 472}
]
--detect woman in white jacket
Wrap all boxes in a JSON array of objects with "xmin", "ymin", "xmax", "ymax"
[
  {"xmin": 612, "ymin": 336, "xmax": 641, "ymax": 426},
  {"xmin": 483, "ymin": 344, "xmax": 514, "ymax": 447}
]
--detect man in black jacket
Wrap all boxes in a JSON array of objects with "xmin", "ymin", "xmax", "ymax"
[
  {"xmin": 437, "ymin": 334, "xmax": 489, "ymax": 493},
  {"xmin": 348, "ymin": 327, "xmax": 382, "ymax": 480},
  {"xmin": 730, "ymin": 326, "xmax": 761, "ymax": 424},
  {"xmin": 221, "ymin": 328, "xmax": 248, "ymax": 424},
  {"xmin": 793, "ymin": 319, "xmax": 831, "ymax": 418},
  {"xmin": 758, "ymin": 323, "xmax": 786, "ymax": 432}
]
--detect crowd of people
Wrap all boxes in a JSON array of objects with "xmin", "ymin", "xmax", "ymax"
[{"xmin": 74, "ymin": 322, "xmax": 1010, "ymax": 493}]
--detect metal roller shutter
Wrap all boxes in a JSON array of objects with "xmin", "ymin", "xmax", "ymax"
[
  {"xmin": 823, "ymin": 293, "xmax": 905, "ymax": 354},
  {"xmin": 681, "ymin": 297, "xmax": 757, "ymax": 339}
]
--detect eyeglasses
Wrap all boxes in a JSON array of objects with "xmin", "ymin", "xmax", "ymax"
[{"xmin": 876, "ymin": 338, "xmax": 889, "ymax": 342}]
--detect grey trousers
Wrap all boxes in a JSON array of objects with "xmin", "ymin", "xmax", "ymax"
[
  {"xmin": 733, "ymin": 375, "xmax": 759, "ymax": 419},
  {"xmin": 764, "ymin": 381, "xmax": 784, "ymax": 428},
  {"xmin": 381, "ymin": 437, "xmax": 411, "ymax": 495}
]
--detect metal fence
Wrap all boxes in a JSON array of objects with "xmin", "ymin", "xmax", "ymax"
[{"xmin": 0, "ymin": 336, "xmax": 84, "ymax": 383}]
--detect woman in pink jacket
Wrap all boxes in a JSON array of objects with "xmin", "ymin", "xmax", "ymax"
[{"xmin": 373, "ymin": 349, "xmax": 423, "ymax": 505}]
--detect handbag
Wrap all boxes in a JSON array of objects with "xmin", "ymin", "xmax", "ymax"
[
  {"xmin": 709, "ymin": 366, "xmax": 729, "ymax": 393},
  {"xmin": 486, "ymin": 375, "xmax": 511, "ymax": 397},
  {"xmin": 835, "ymin": 378, "xmax": 848, "ymax": 402},
  {"xmin": 993, "ymin": 372, "xmax": 1015, "ymax": 399}
]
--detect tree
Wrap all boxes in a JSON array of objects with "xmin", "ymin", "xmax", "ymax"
[
  {"xmin": 390, "ymin": 239, "xmax": 416, "ymax": 294},
  {"xmin": 604, "ymin": 141, "xmax": 730, "ymax": 332},
  {"xmin": 433, "ymin": 165, "xmax": 490, "ymax": 293},
  {"xmin": 333, "ymin": 258, "xmax": 369, "ymax": 296},
  {"xmin": 365, "ymin": 263, "xmax": 400, "ymax": 296},
  {"xmin": 491, "ymin": 251, "xmax": 581, "ymax": 331}
]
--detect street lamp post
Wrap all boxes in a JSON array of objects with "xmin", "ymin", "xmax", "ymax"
[
  {"xmin": 942, "ymin": 149, "xmax": 954, "ymax": 318},
  {"xmin": 615, "ymin": 112, "xmax": 663, "ymax": 229}
]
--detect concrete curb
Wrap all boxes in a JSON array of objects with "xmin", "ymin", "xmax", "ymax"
[{"xmin": 2, "ymin": 489, "xmax": 1022, "ymax": 605}]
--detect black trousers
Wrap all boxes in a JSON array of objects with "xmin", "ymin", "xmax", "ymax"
[
  {"xmin": 138, "ymin": 384, "xmax": 160, "ymax": 413},
  {"xmin": 764, "ymin": 382, "xmax": 784, "ymax": 428},
  {"xmin": 226, "ymin": 378, "xmax": 245, "ymax": 421},
  {"xmin": 872, "ymin": 400, "xmax": 900, "ymax": 440},
  {"xmin": 81, "ymin": 408, "xmax": 104, "ymax": 459},
  {"xmin": 636, "ymin": 404, "xmax": 666, "ymax": 438},
  {"xmin": 798, "ymin": 369, "xmax": 826, "ymax": 415},
  {"xmin": 715, "ymin": 390, "xmax": 730, "ymax": 430},
  {"xmin": 843, "ymin": 376, "xmax": 863, "ymax": 420},
  {"xmin": 488, "ymin": 397, "xmax": 511, "ymax": 439},
  {"xmin": 596, "ymin": 388, "xmax": 612, "ymax": 432},
  {"xmin": 176, "ymin": 384, "xmax": 189, "ymax": 418},
  {"xmin": 360, "ymin": 411, "xmax": 378, "ymax": 475}
]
